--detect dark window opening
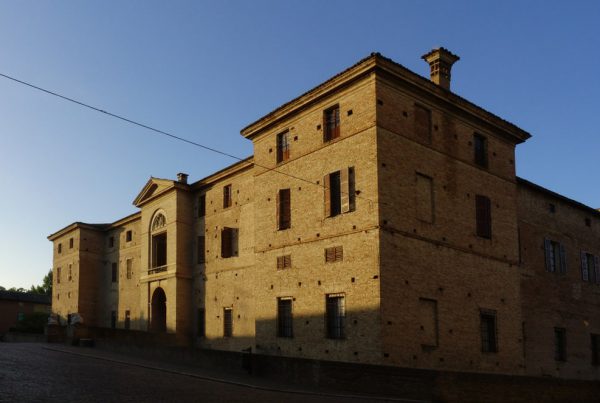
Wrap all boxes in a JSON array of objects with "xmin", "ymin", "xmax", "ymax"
[
  {"xmin": 277, "ymin": 298, "xmax": 293, "ymax": 338},
  {"xmin": 223, "ymin": 308, "xmax": 233, "ymax": 337},
  {"xmin": 111, "ymin": 263, "xmax": 118, "ymax": 283},
  {"xmin": 277, "ymin": 188, "xmax": 291, "ymax": 230},
  {"xmin": 108, "ymin": 236, "xmax": 114, "ymax": 248},
  {"xmin": 197, "ymin": 236, "xmax": 206, "ymax": 264},
  {"xmin": 126, "ymin": 230, "xmax": 132, "ymax": 242},
  {"xmin": 58, "ymin": 243, "xmax": 62, "ymax": 254},
  {"xmin": 69, "ymin": 238, "xmax": 74, "ymax": 249},
  {"xmin": 151, "ymin": 233, "xmax": 167, "ymax": 269},
  {"xmin": 474, "ymin": 134, "xmax": 488, "ymax": 168},
  {"xmin": 480, "ymin": 311, "xmax": 497, "ymax": 353},
  {"xmin": 324, "ymin": 168, "xmax": 355, "ymax": 218},
  {"xmin": 581, "ymin": 251, "xmax": 598, "ymax": 283},
  {"xmin": 124, "ymin": 310, "xmax": 130, "ymax": 330},
  {"xmin": 475, "ymin": 195, "xmax": 492, "ymax": 239},
  {"xmin": 326, "ymin": 294, "xmax": 345, "ymax": 339},
  {"xmin": 198, "ymin": 308, "xmax": 205, "ymax": 338},
  {"xmin": 555, "ymin": 327, "xmax": 567, "ymax": 361},
  {"xmin": 592, "ymin": 334, "xmax": 600, "ymax": 366},
  {"xmin": 223, "ymin": 185, "xmax": 232, "ymax": 208},
  {"xmin": 56, "ymin": 267, "xmax": 61, "ymax": 284},
  {"xmin": 198, "ymin": 194, "xmax": 206, "ymax": 218},
  {"xmin": 329, "ymin": 171, "xmax": 341, "ymax": 216},
  {"xmin": 111, "ymin": 311, "xmax": 117, "ymax": 329},
  {"xmin": 126, "ymin": 259, "xmax": 132, "ymax": 280},
  {"xmin": 221, "ymin": 227, "xmax": 237, "ymax": 258},
  {"xmin": 277, "ymin": 131, "xmax": 290, "ymax": 163},
  {"xmin": 323, "ymin": 105, "xmax": 340, "ymax": 142}
]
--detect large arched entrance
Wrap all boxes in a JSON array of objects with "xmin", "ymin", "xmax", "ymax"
[{"xmin": 151, "ymin": 287, "xmax": 166, "ymax": 332}]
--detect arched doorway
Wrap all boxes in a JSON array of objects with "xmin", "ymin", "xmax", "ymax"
[{"xmin": 151, "ymin": 287, "xmax": 166, "ymax": 332}]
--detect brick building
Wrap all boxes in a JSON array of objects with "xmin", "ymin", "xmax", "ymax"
[
  {"xmin": 48, "ymin": 48, "xmax": 600, "ymax": 380},
  {"xmin": 0, "ymin": 290, "xmax": 51, "ymax": 334}
]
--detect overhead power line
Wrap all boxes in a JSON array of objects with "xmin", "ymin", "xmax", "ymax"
[{"xmin": 0, "ymin": 72, "xmax": 379, "ymax": 206}]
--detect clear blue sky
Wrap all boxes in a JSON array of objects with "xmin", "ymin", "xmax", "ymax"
[{"xmin": 1, "ymin": 1, "xmax": 599, "ymax": 289}]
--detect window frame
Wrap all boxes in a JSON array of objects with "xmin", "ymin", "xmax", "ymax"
[
  {"xmin": 325, "ymin": 293, "xmax": 346, "ymax": 340},
  {"xmin": 475, "ymin": 195, "xmax": 492, "ymax": 239},
  {"xmin": 277, "ymin": 297, "xmax": 293, "ymax": 338},
  {"xmin": 277, "ymin": 188, "xmax": 291, "ymax": 230},
  {"xmin": 223, "ymin": 307, "xmax": 233, "ymax": 337},
  {"xmin": 223, "ymin": 184, "xmax": 232, "ymax": 209},
  {"xmin": 276, "ymin": 130, "xmax": 290, "ymax": 163},
  {"xmin": 480, "ymin": 310, "xmax": 498, "ymax": 353},
  {"xmin": 323, "ymin": 105, "xmax": 340, "ymax": 142},
  {"xmin": 473, "ymin": 133, "xmax": 488, "ymax": 168}
]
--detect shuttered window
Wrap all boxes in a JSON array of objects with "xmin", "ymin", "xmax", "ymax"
[
  {"xmin": 223, "ymin": 308, "xmax": 233, "ymax": 337},
  {"xmin": 221, "ymin": 227, "xmax": 236, "ymax": 258},
  {"xmin": 276, "ymin": 131, "xmax": 290, "ymax": 163},
  {"xmin": 323, "ymin": 105, "xmax": 340, "ymax": 142},
  {"xmin": 325, "ymin": 246, "xmax": 343, "ymax": 263},
  {"xmin": 277, "ymin": 298, "xmax": 293, "ymax": 338},
  {"xmin": 475, "ymin": 195, "xmax": 492, "ymax": 239},
  {"xmin": 581, "ymin": 251, "xmax": 599, "ymax": 283},
  {"xmin": 326, "ymin": 294, "xmax": 346, "ymax": 339},
  {"xmin": 414, "ymin": 104, "xmax": 432, "ymax": 143},
  {"xmin": 325, "ymin": 167, "xmax": 355, "ymax": 218},
  {"xmin": 197, "ymin": 236, "xmax": 206, "ymax": 264},
  {"xmin": 474, "ymin": 134, "xmax": 488, "ymax": 168},
  {"xmin": 276, "ymin": 255, "xmax": 292, "ymax": 270},
  {"xmin": 277, "ymin": 189, "xmax": 291, "ymax": 230},
  {"xmin": 544, "ymin": 239, "xmax": 566, "ymax": 274}
]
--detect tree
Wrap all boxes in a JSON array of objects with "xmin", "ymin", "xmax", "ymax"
[{"xmin": 29, "ymin": 270, "xmax": 52, "ymax": 296}]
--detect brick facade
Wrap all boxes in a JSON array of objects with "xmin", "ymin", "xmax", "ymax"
[{"xmin": 48, "ymin": 50, "xmax": 599, "ymax": 380}]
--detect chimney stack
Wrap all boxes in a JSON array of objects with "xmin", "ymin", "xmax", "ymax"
[
  {"xmin": 421, "ymin": 47, "xmax": 460, "ymax": 90},
  {"xmin": 177, "ymin": 172, "xmax": 188, "ymax": 184}
]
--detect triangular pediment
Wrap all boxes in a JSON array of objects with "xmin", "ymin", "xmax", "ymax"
[{"xmin": 132, "ymin": 177, "xmax": 175, "ymax": 207}]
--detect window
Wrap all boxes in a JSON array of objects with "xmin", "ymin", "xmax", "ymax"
[
  {"xmin": 223, "ymin": 184, "xmax": 232, "ymax": 208},
  {"xmin": 69, "ymin": 238, "xmax": 74, "ymax": 249},
  {"xmin": 585, "ymin": 218, "xmax": 591, "ymax": 227},
  {"xmin": 111, "ymin": 311, "xmax": 117, "ymax": 329},
  {"xmin": 151, "ymin": 233, "xmax": 167, "ymax": 270},
  {"xmin": 221, "ymin": 227, "xmax": 237, "ymax": 258},
  {"xmin": 580, "ymin": 251, "xmax": 599, "ymax": 283},
  {"xmin": 277, "ymin": 189, "xmax": 291, "ymax": 230},
  {"xmin": 126, "ymin": 259, "xmax": 132, "ymax": 280},
  {"xmin": 108, "ymin": 236, "xmax": 114, "ymax": 248},
  {"xmin": 124, "ymin": 310, "xmax": 130, "ymax": 330},
  {"xmin": 474, "ymin": 134, "xmax": 488, "ymax": 168},
  {"xmin": 549, "ymin": 203, "xmax": 556, "ymax": 213},
  {"xmin": 126, "ymin": 230, "xmax": 132, "ymax": 242},
  {"xmin": 480, "ymin": 310, "xmax": 497, "ymax": 353},
  {"xmin": 419, "ymin": 298, "xmax": 438, "ymax": 348},
  {"xmin": 416, "ymin": 173, "xmax": 434, "ymax": 223},
  {"xmin": 68, "ymin": 265, "xmax": 72, "ymax": 282},
  {"xmin": 414, "ymin": 104, "xmax": 432, "ymax": 143},
  {"xmin": 325, "ymin": 246, "xmax": 343, "ymax": 263},
  {"xmin": 56, "ymin": 267, "xmax": 61, "ymax": 284},
  {"xmin": 324, "ymin": 167, "xmax": 355, "ymax": 217},
  {"xmin": 592, "ymin": 334, "xmax": 600, "ymax": 366},
  {"xmin": 277, "ymin": 298, "xmax": 293, "ymax": 338},
  {"xmin": 555, "ymin": 327, "xmax": 567, "ymax": 361},
  {"xmin": 111, "ymin": 263, "xmax": 118, "ymax": 283},
  {"xmin": 326, "ymin": 294, "xmax": 345, "ymax": 339},
  {"xmin": 198, "ymin": 308, "xmax": 205, "ymax": 338},
  {"xmin": 475, "ymin": 195, "xmax": 492, "ymax": 239},
  {"xmin": 276, "ymin": 131, "xmax": 290, "ymax": 163},
  {"xmin": 323, "ymin": 105, "xmax": 340, "ymax": 142},
  {"xmin": 276, "ymin": 255, "xmax": 292, "ymax": 270},
  {"xmin": 58, "ymin": 243, "xmax": 62, "ymax": 254},
  {"xmin": 544, "ymin": 239, "xmax": 566, "ymax": 274},
  {"xmin": 197, "ymin": 236, "xmax": 206, "ymax": 264},
  {"xmin": 223, "ymin": 308, "xmax": 233, "ymax": 337},
  {"xmin": 198, "ymin": 194, "xmax": 206, "ymax": 218}
]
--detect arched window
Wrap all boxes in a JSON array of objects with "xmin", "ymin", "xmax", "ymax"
[
  {"xmin": 149, "ymin": 211, "xmax": 167, "ymax": 274},
  {"xmin": 151, "ymin": 213, "xmax": 166, "ymax": 232}
]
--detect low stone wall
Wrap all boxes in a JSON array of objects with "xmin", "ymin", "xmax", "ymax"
[{"xmin": 1, "ymin": 332, "xmax": 47, "ymax": 343}]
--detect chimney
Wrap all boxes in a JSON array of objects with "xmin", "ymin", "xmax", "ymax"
[
  {"xmin": 421, "ymin": 47, "xmax": 460, "ymax": 90},
  {"xmin": 177, "ymin": 172, "xmax": 188, "ymax": 184}
]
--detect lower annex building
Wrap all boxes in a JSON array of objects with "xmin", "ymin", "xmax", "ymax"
[{"xmin": 48, "ymin": 48, "xmax": 600, "ymax": 380}]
